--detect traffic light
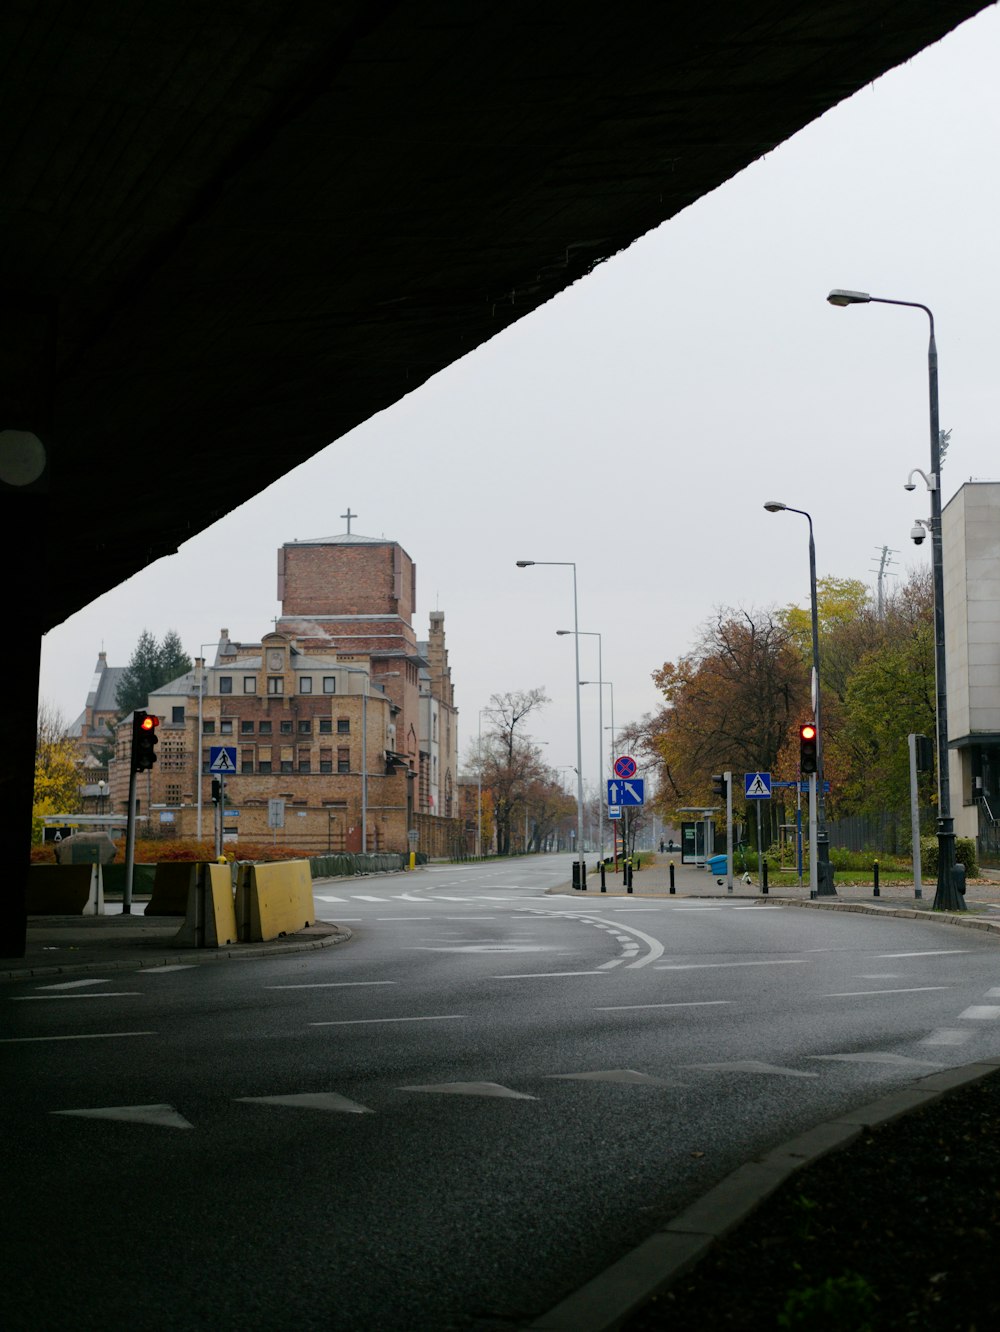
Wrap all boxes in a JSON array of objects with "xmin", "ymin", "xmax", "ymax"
[
  {"xmin": 131, "ymin": 710, "xmax": 160, "ymax": 772},
  {"xmin": 915, "ymin": 734, "xmax": 934, "ymax": 772},
  {"xmin": 799, "ymin": 722, "xmax": 818, "ymax": 774},
  {"xmin": 211, "ymin": 777, "xmax": 221, "ymax": 804},
  {"xmin": 711, "ymin": 773, "xmax": 728, "ymax": 801}
]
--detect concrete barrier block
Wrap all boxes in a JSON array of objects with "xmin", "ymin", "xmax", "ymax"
[
  {"xmin": 242, "ymin": 860, "xmax": 313, "ymax": 943},
  {"xmin": 146, "ymin": 862, "xmax": 197, "ymax": 915},
  {"xmin": 27, "ymin": 864, "xmax": 97, "ymax": 915},
  {"xmin": 173, "ymin": 863, "xmax": 238, "ymax": 949}
]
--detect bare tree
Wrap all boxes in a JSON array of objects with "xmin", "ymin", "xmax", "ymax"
[{"xmin": 480, "ymin": 688, "xmax": 549, "ymax": 854}]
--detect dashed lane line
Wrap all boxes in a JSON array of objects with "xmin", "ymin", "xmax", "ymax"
[
  {"xmin": 0, "ymin": 1031, "xmax": 156, "ymax": 1043},
  {"xmin": 957, "ymin": 1005, "xmax": 1000, "ymax": 1020},
  {"xmin": 310, "ymin": 1014, "xmax": 466, "ymax": 1027},
  {"xmin": 594, "ymin": 1001, "xmax": 732, "ymax": 1012},
  {"xmin": 823, "ymin": 986, "xmax": 952, "ymax": 998}
]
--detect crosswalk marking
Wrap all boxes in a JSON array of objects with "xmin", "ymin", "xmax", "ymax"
[
  {"xmin": 237, "ymin": 1092, "xmax": 372, "ymax": 1115},
  {"xmin": 51, "ymin": 1103, "xmax": 193, "ymax": 1129},
  {"xmin": 399, "ymin": 1081, "xmax": 535, "ymax": 1100}
]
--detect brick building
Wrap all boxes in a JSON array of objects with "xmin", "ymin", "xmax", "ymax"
[
  {"xmin": 67, "ymin": 651, "xmax": 125, "ymax": 811},
  {"xmin": 99, "ymin": 528, "xmax": 461, "ymax": 855}
]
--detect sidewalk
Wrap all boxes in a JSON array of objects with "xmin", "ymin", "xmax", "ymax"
[
  {"xmin": 0, "ymin": 900, "xmax": 349, "ymax": 983},
  {"xmin": 562, "ymin": 853, "xmax": 1000, "ymax": 934}
]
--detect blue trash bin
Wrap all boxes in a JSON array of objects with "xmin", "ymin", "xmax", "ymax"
[{"xmin": 706, "ymin": 853, "xmax": 728, "ymax": 874}]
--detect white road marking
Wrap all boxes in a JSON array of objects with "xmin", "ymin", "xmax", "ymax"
[
  {"xmin": 547, "ymin": 1069, "xmax": 680, "ymax": 1086},
  {"xmin": 921, "ymin": 1029, "xmax": 972, "ymax": 1045},
  {"xmin": 595, "ymin": 1001, "xmax": 732, "ymax": 1012},
  {"xmin": 824, "ymin": 986, "xmax": 952, "ymax": 997},
  {"xmin": 596, "ymin": 959, "xmax": 625, "ymax": 970},
  {"xmin": 400, "ymin": 1081, "xmax": 535, "ymax": 1100},
  {"xmin": 376, "ymin": 916, "xmax": 434, "ymax": 921},
  {"xmin": 494, "ymin": 970, "xmax": 608, "ymax": 979},
  {"xmin": 314, "ymin": 894, "xmax": 348, "ymax": 903},
  {"xmin": 311, "ymin": 1015, "xmax": 465, "ymax": 1026},
  {"xmin": 142, "ymin": 965, "xmax": 197, "ymax": 973},
  {"xmin": 0, "ymin": 1031, "xmax": 156, "ymax": 1043},
  {"xmin": 353, "ymin": 895, "xmax": 389, "ymax": 902},
  {"xmin": 809, "ymin": 1052, "xmax": 942, "ymax": 1068},
  {"xmin": 588, "ymin": 916, "xmax": 665, "ymax": 969},
  {"xmin": 266, "ymin": 981, "xmax": 397, "ymax": 989},
  {"xmin": 394, "ymin": 893, "xmax": 426, "ymax": 901},
  {"xmin": 986, "ymin": 988, "xmax": 1000, "ymax": 997},
  {"xmin": 687, "ymin": 1060, "xmax": 817, "ymax": 1078},
  {"xmin": 655, "ymin": 960, "xmax": 806, "ymax": 971},
  {"xmin": 237, "ymin": 1092, "xmax": 373, "ymax": 1114},
  {"xmin": 875, "ymin": 949, "xmax": 971, "ymax": 958},
  {"xmin": 51, "ymin": 1103, "xmax": 193, "ymax": 1129},
  {"xmin": 412, "ymin": 945, "xmax": 562, "ymax": 954},
  {"xmin": 11, "ymin": 992, "xmax": 142, "ymax": 1001},
  {"xmin": 958, "ymin": 1005, "xmax": 1000, "ymax": 1020},
  {"xmin": 34, "ymin": 979, "xmax": 112, "ymax": 990}
]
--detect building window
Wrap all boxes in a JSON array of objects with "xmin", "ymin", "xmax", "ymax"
[
  {"xmin": 320, "ymin": 760, "xmax": 332, "ymax": 773},
  {"xmin": 202, "ymin": 720, "xmax": 215, "ymax": 734},
  {"xmin": 221, "ymin": 720, "xmax": 233, "ymax": 735},
  {"xmin": 259, "ymin": 761, "xmax": 272, "ymax": 774},
  {"xmin": 298, "ymin": 748, "xmax": 311, "ymax": 773},
  {"xmin": 243, "ymin": 677, "xmax": 256, "ymax": 694},
  {"xmin": 323, "ymin": 677, "xmax": 336, "ymax": 694},
  {"xmin": 172, "ymin": 706, "xmax": 185, "ymax": 724},
  {"xmin": 280, "ymin": 720, "xmax": 293, "ymax": 734},
  {"xmin": 241, "ymin": 758, "xmax": 254, "ymax": 774},
  {"xmin": 337, "ymin": 747, "xmax": 350, "ymax": 773},
  {"xmin": 337, "ymin": 718, "xmax": 350, "ymax": 734},
  {"xmin": 241, "ymin": 721, "xmax": 254, "ymax": 734},
  {"xmin": 259, "ymin": 721, "xmax": 272, "ymax": 735},
  {"xmin": 267, "ymin": 677, "xmax": 283, "ymax": 695},
  {"xmin": 219, "ymin": 676, "xmax": 232, "ymax": 694},
  {"xmin": 298, "ymin": 720, "xmax": 311, "ymax": 734},
  {"xmin": 281, "ymin": 759, "xmax": 293, "ymax": 773},
  {"xmin": 319, "ymin": 718, "xmax": 332, "ymax": 734},
  {"xmin": 299, "ymin": 677, "xmax": 312, "ymax": 694}
]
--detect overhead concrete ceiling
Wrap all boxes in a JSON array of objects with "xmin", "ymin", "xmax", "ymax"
[{"xmin": 1, "ymin": 1, "xmax": 988, "ymax": 632}]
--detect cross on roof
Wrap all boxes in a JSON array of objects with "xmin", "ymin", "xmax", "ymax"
[{"xmin": 341, "ymin": 507, "xmax": 357, "ymax": 534}]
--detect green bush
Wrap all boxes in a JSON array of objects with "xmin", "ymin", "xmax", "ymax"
[{"xmin": 920, "ymin": 835, "xmax": 978, "ymax": 878}]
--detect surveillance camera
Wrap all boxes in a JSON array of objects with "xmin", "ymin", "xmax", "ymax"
[
  {"xmin": 903, "ymin": 481, "xmax": 916, "ymax": 492},
  {"xmin": 911, "ymin": 523, "xmax": 926, "ymax": 545}
]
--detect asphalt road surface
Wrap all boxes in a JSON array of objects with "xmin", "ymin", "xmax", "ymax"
[{"xmin": 4, "ymin": 854, "xmax": 1000, "ymax": 1330}]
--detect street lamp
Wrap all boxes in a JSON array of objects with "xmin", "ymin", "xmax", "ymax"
[
  {"xmin": 764, "ymin": 501, "xmax": 835, "ymax": 897},
  {"xmin": 517, "ymin": 561, "xmax": 586, "ymax": 876},
  {"xmin": 828, "ymin": 288, "xmax": 963, "ymax": 911},
  {"xmin": 558, "ymin": 629, "xmax": 604, "ymax": 858},
  {"xmin": 97, "ymin": 779, "xmax": 106, "ymax": 823},
  {"xmin": 476, "ymin": 707, "xmax": 488, "ymax": 857}
]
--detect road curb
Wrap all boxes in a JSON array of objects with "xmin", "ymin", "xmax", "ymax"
[
  {"xmin": 0, "ymin": 923, "xmax": 352, "ymax": 984},
  {"xmin": 523, "ymin": 1058, "xmax": 1000, "ymax": 1332}
]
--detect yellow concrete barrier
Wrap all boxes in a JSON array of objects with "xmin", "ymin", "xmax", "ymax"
[
  {"xmin": 146, "ymin": 862, "xmax": 197, "ymax": 916},
  {"xmin": 237, "ymin": 859, "xmax": 313, "ymax": 943},
  {"xmin": 27, "ymin": 864, "xmax": 103, "ymax": 915},
  {"xmin": 172, "ymin": 862, "xmax": 238, "ymax": 948}
]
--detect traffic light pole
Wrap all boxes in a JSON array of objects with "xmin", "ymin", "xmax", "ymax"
[
  {"xmin": 725, "ymin": 770, "xmax": 733, "ymax": 892},
  {"xmin": 123, "ymin": 764, "xmax": 139, "ymax": 915},
  {"xmin": 215, "ymin": 772, "xmax": 225, "ymax": 860},
  {"xmin": 808, "ymin": 772, "xmax": 818, "ymax": 899}
]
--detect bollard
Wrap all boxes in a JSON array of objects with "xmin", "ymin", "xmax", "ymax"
[
  {"xmin": 626, "ymin": 858, "xmax": 633, "ymax": 893},
  {"xmin": 600, "ymin": 861, "xmax": 606, "ymax": 893},
  {"xmin": 669, "ymin": 860, "xmax": 675, "ymax": 894},
  {"xmin": 873, "ymin": 859, "xmax": 880, "ymax": 897},
  {"xmin": 761, "ymin": 860, "xmax": 768, "ymax": 895}
]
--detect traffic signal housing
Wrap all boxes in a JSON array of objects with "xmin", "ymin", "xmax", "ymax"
[
  {"xmin": 711, "ymin": 773, "xmax": 728, "ymax": 801},
  {"xmin": 211, "ymin": 777, "xmax": 222, "ymax": 804},
  {"xmin": 132, "ymin": 710, "xmax": 160, "ymax": 772},
  {"xmin": 799, "ymin": 722, "xmax": 818, "ymax": 774}
]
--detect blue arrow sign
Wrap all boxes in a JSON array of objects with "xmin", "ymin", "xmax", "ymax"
[
  {"xmin": 607, "ymin": 778, "xmax": 644, "ymax": 806},
  {"xmin": 209, "ymin": 746, "xmax": 237, "ymax": 774},
  {"xmin": 772, "ymin": 780, "xmax": 831, "ymax": 793},
  {"xmin": 744, "ymin": 771, "xmax": 771, "ymax": 799}
]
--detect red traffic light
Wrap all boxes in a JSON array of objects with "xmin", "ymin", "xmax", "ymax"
[
  {"xmin": 799, "ymin": 724, "xmax": 816, "ymax": 741},
  {"xmin": 139, "ymin": 714, "xmax": 158, "ymax": 732},
  {"xmin": 131, "ymin": 710, "xmax": 160, "ymax": 772},
  {"xmin": 799, "ymin": 721, "xmax": 818, "ymax": 774}
]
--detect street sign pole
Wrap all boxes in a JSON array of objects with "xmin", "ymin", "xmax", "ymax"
[
  {"xmin": 809, "ymin": 772, "xmax": 818, "ymax": 899},
  {"xmin": 725, "ymin": 769, "xmax": 733, "ymax": 892},
  {"xmin": 215, "ymin": 771, "xmax": 225, "ymax": 860},
  {"xmin": 756, "ymin": 799, "xmax": 763, "ymax": 888}
]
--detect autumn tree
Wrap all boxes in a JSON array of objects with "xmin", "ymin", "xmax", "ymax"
[
  {"xmin": 115, "ymin": 629, "xmax": 193, "ymax": 716},
  {"xmin": 647, "ymin": 607, "xmax": 809, "ymax": 822},
  {"xmin": 33, "ymin": 703, "xmax": 80, "ymax": 841}
]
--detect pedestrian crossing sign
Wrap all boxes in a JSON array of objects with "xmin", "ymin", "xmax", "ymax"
[
  {"xmin": 744, "ymin": 771, "xmax": 771, "ymax": 799},
  {"xmin": 209, "ymin": 746, "xmax": 237, "ymax": 773}
]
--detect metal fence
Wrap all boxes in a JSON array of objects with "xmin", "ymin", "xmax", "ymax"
[{"xmin": 825, "ymin": 809, "xmax": 937, "ymax": 855}]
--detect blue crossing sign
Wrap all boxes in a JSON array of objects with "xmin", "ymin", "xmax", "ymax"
[
  {"xmin": 607, "ymin": 778, "xmax": 644, "ymax": 806},
  {"xmin": 744, "ymin": 772, "xmax": 771, "ymax": 799},
  {"xmin": 209, "ymin": 746, "xmax": 237, "ymax": 774}
]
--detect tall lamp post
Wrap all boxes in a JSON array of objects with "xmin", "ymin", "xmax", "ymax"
[
  {"xmin": 196, "ymin": 639, "xmax": 226, "ymax": 841},
  {"xmin": 764, "ymin": 501, "xmax": 835, "ymax": 897},
  {"xmin": 558, "ymin": 629, "xmax": 604, "ymax": 859},
  {"xmin": 516, "ymin": 560, "xmax": 586, "ymax": 879},
  {"xmin": 476, "ymin": 707, "xmax": 488, "ymax": 857},
  {"xmin": 828, "ymin": 288, "xmax": 963, "ymax": 911}
]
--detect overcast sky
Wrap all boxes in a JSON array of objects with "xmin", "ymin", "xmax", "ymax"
[{"xmin": 40, "ymin": 5, "xmax": 1000, "ymax": 800}]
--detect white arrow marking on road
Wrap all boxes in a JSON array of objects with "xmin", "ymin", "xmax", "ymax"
[
  {"xmin": 686, "ymin": 1061, "xmax": 818, "ymax": 1078},
  {"xmin": 52, "ymin": 1103, "xmax": 194, "ymax": 1128},
  {"xmin": 237, "ymin": 1092, "xmax": 373, "ymax": 1114},
  {"xmin": 547, "ymin": 1069, "xmax": 682, "ymax": 1086},
  {"xmin": 399, "ymin": 1081, "xmax": 536, "ymax": 1100}
]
